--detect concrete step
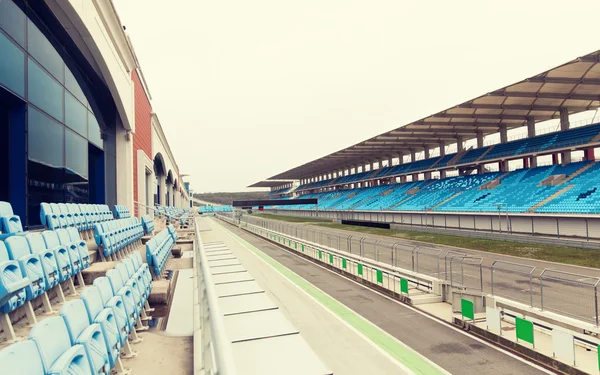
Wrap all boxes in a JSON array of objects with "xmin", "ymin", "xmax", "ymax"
[{"xmin": 407, "ymin": 293, "xmax": 444, "ymax": 305}]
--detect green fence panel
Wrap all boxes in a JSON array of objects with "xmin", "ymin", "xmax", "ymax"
[
  {"xmin": 294, "ymin": 242, "xmax": 297, "ymax": 249},
  {"xmin": 342, "ymin": 258, "xmax": 347, "ymax": 269},
  {"xmin": 515, "ymin": 317, "xmax": 534, "ymax": 345},
  {"xmin": 318, "ymin": 250, "xmax": 322, "ymax": 259},
  {"xmin": 301, "ymin": 244, "xmax": 305, "ymax": 252},
  {"xmin": 329, "ymin": 254, "xmax": 334, "ymax": 264},
  {"xmin": 461, "ymin": 299, "xmax": 474, "ymax": 321},
  {"xmin": 358, "ymin": 263, "xmax": 363, "ymax": 275},
  {"xmin": 400, "ymin": 278, "xmax": 409, "ymax": 294},
  {"xmin": 376, "ymin": 270, "xmax": 383, "ymax": 283}
]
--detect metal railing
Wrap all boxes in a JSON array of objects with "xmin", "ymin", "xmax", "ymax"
[
  {"xmin": 540, "ymin": 269, "xmax": 600, "ymax": 326},
  {"xmin": 194, "ymin": 216, "xmax": 237, "ymax": 375},
  {"xmin": 235, "ymin": 213, "xmax": 600, "ymax": 326},
  {"xmin": 491, "ymin": 261, "xmax": 535, "ymax": 307}
]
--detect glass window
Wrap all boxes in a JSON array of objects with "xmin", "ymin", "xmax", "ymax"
[
  {"xmin": 0, "ymin": 0, "xmax": 25, "ymax": 47},
  {"xmin": 65, "ymin": 67, "xmax": 88, "ymax": 106},
  {"xmin": 28, "ymin": 107, "xmax": 63, "ymax": 168},
  {"xmin": 65, "ymin": 129, "xmax": 88, "ymax": 179},
  {"xmin": 65, "ymin": 92, "xmax": 87, "ymax": 137},
  {"xmin": 88, "ymin": 113, "xmax": 103, "ymax": 149},
  {"xmin": 0, "ymin": 33, "xmax": 25, "ymax": 97},
  {"xmin": 28, "ymin": 58, "xmax": 64, "ymax": 121},
  {"xmin": 27, "ymin": 20, "xmax": 64, "ymax": 83}
]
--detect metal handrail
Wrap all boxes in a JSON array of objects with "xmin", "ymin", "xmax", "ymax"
[{"xmin": 194, "ymin": 216, "xmax": 237, "ymax": 375}]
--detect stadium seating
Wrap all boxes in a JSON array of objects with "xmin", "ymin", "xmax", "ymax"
[
  {"xmin": 198, "ymin": 205, "xmax": 233, "ymax": 213},
  {"xmin": 141, "ymin": 215, "xmax": 155, "ymax": 235},
  {"xmin": 94, "ymin": 218, "xmax": 144, "ymax": 261},
  {"xmin": 0, "ymin": 201, "xmax": 24, "ymax": 235},
  {"xmin": 40, "ymin": 203, "xmax": 113, "ymax": 236},
  {"xmin": 145, "ymin": 225, "xmax": 177, "ymax": 278},
  {"xmin": 285, "ymin": 160, "xmax": 600, "ymax": 214},
  {"xmin": 113, "ymin": 205, "xmax": 131, "ymax": 219}
]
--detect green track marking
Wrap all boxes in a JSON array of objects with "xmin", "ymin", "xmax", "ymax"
[{"xmin": 215, "ymin": 220, "xmax": 447, "ymax": 375}]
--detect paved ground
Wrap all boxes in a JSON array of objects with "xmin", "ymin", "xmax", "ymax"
[
  {"xmin": 212, "ymin": 218, "xmax": 551, "ymax": 375},
  {"xmin": 247, "ymin": 215, "xmax": 600, "ymax": 324}
]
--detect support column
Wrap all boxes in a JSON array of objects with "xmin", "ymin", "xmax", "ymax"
[
  {"xmin": 560, "ymin": 108, "xmax": 571, "ymax": 165},
  {"xmin": 423, "ymin": 147, "xmax": 431, "ymax": 180},
  {"xmin": 499, "ymin": 124, "xmax": 508, "ymax": 144},
  {"xmin": 585, "ymin": 147, "xmax": 595, "ymax": 161},
  {"xmin": 476, "ymin": 130, "xmax": 484, "ymax": 149},
  {"xmin": 439, "ymin": 141, "xmax": 445, "ymax": 157},
  {"xmin": 440, "ymin": 170, "xmax": 447, "ymax": 179},
  {"xmin": 552, "ymin": 154, "xmax": 559, "ymax": 165},
  {"xmin": 527, "ymin": 116, "xmax": 536, "ymax": 137},
  {"xmin": 456, "ymin": 136, "xmax": 464, "ymax": 153},
  {"xmin": 410, "ymin": 149, "xmax": 416, "ymax": 162},
  {"xmin": 476, "ymin": 131, "xmax": 485, "ymax": 174}
]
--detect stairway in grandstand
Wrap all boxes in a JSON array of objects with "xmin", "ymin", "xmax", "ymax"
[{"xmin": 528, "ymin": 185, "xmax": 575, "ymax": 213}]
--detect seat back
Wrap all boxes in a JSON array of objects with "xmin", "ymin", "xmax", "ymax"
[
  {"xmin": 80, "ymin": 286, "xmax": 105, "ymax": 322},
  {"xmin": 25, "ymin": 233, "xmax": 48, "ymax": 255},
  {"xmin": 56, "ymin": 229, "xmax": 72, "ymax": 246},
  {"xmin": 115, "ymin": 262, "xmax": 132, "ymax": 281},
  {"xmin": 93, "ymin": 277, "xmax": 114, "ymax": 306},
  {"xmin": 28, "ymin": 316, "xmax": 72, "ymax": 373},
  {"xmin": 60, "ymin": 299, "xmax": 91, "ymax": 345},
  {"xmin": 67, "ymin": 227, "xmax": 81, "ymax": 243},
  {"xmin": 5, "ymin": 236, "xmax": 32, "ymax": 260},
  {"xmin": 41, "ymin": 230, "xmax": 62, "ymax": 249},
  {"xmin": 40, "ymin": 203, "xmax": 53, "ymax": 227},
  {"xmin": 106, "ymin": 269, "xmax": 124, "ymax": 295},
  {"xmin": 0, "ymin": 340, "xmax": 45, "ymax": 375},
  {"xmin": 107, "ymin": 295, "xmax": 129, "ymax": 344}
]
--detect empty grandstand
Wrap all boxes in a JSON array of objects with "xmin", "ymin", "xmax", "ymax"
[{"xmin": 253, "ymin": 50, "xmax": 600, "ymax": 239}]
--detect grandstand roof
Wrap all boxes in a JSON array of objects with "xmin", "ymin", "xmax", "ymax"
[
  {"xmin": 248, "ymin": 180, "xmax": 295, "ymax": 188},
  {"xmin": 269, "ymin": 50, "xmax": 600, "ymax": 180}
]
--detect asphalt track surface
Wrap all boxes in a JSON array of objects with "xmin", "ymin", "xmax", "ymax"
[{"xmin": 218, "ymin": 218, "xmax": 550, "ymax": 375}]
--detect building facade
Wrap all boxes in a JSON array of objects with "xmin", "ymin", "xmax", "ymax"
[{"xmin": 0, "ymin": 0, "xmax": 189, "ymax": 227}]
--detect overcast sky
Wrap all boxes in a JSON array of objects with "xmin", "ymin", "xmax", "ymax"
[{"xmin": 114, "ymin": 0, "xmax": 600, "ymax": 193}]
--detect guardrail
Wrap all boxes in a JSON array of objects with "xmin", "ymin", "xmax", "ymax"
[
  {"xmin": 229, "ymin": 212, "xmax": 600, "ymax": 327},
  {"xmin": 221, "ymin": 213, "xmax": 443, "ymax": 297},
  {"xmin": 193, "ymin": 216, "xmax": 237, "ymax": 375}
]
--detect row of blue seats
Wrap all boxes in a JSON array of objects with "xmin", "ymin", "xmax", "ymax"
[
  {"xmin": 141, "ymin": 216, "xmax": 155, "ymax": 235},
  {"xmin": 94, "ymin": 218, "xmax": 144, "ymax": 260},
  {"xmin": 1, "ymin": 253, "xmax": 152, "ymax": 374},
  {"xmin": 113, "ymin": 205, "xmax": 131, "ymax": 219},
  {"xmin": 145, "ymin": 225, "xmax": 178, "ymax": 277},
  {"xmin": 41, "ymin": 203, "xmax": 113, "ymax": 232},
  {"xmin": 0, "ymin": 227, "xmax": 91, "ymax": 341},
  {"xmin": 198, "ymin": 205, "xmax": 232, "ymax": 213}
]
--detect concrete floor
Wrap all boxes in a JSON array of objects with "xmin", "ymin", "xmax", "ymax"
[
  {"xmin": 201, "ymin": 218, "xmax": 413, "ymax": 375},
  {"xmin": 212, "ymin": 218, "xmax": 552, "ymax": 375}
]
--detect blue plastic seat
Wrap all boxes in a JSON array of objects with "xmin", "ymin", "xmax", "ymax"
[
  {"xmin": 41, "ymin": 230, "xmax": 74, "ymax": 282},
  {"xmin": 80, "ymin": 286, "xmax": 121, "ymax": 369},
  {"xmin": 29, "ymin": 316, "xmax": 94, "ymax": 375},
  {"xmin": 25, "ymin": 233, "xmax": 60, "ymax": 290},
  {"xmin": 106, "ymin": 269, "xmax": 139, "ymax": 324},
  {"xmin": 0, "ymin": 242, "xmax": 28, "ymax": 313},
  {"xmin": 60, "ymin": 299, "xmax": 110, "ymax": 374},
  {"xmin": 0, "ymin": 201, "xmax": 23, "ymax": 234},
  {"xmin": 67, "ymin": 227, "xmax": 91, "ymax": 269},
  {"xmin": 40, "ymin": 203, "xmax": 59, "ymax": 229},
  {"xmin": 4, "ymin": 237, "xmax": 46, "ymax": 300},
  {"xmin": 94, "ymin": 277, "xmax": 132, "ymax": 346},
  {"xmin": 0, "ymin": 340, "xmax": 46, "ymax": 374},
  {"xmin": 56, "ymin": 229, "xmax": 82, "ymax": 275}
]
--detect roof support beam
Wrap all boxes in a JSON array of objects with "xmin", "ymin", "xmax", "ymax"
[
  {"xmin": 526, "ymin": 76, "xmax": 600, "ymax": 85},
  {"xmin": 488, "ymin": 91, "xmax": 600, "ymax": 101},
  {"xmin": 456, "ymin": 103, "xmax": 592, "ymax": 111}
]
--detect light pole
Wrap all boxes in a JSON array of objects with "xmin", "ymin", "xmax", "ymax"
[{"xmin": 494, "ymin": 203, "xmax": 505, "ymax": 232}]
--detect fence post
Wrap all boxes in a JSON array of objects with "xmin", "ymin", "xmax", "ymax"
[
  {"xmin": 529, "ymin": 272, "xmax": 533, "ymax": 307},
  {"xmin": 491, "ymin": 262, "xmax": 495, "ymax": 295},
  {"xmin": 595, "ymin": 284, "xmax": 599, "ymax": 327}
]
